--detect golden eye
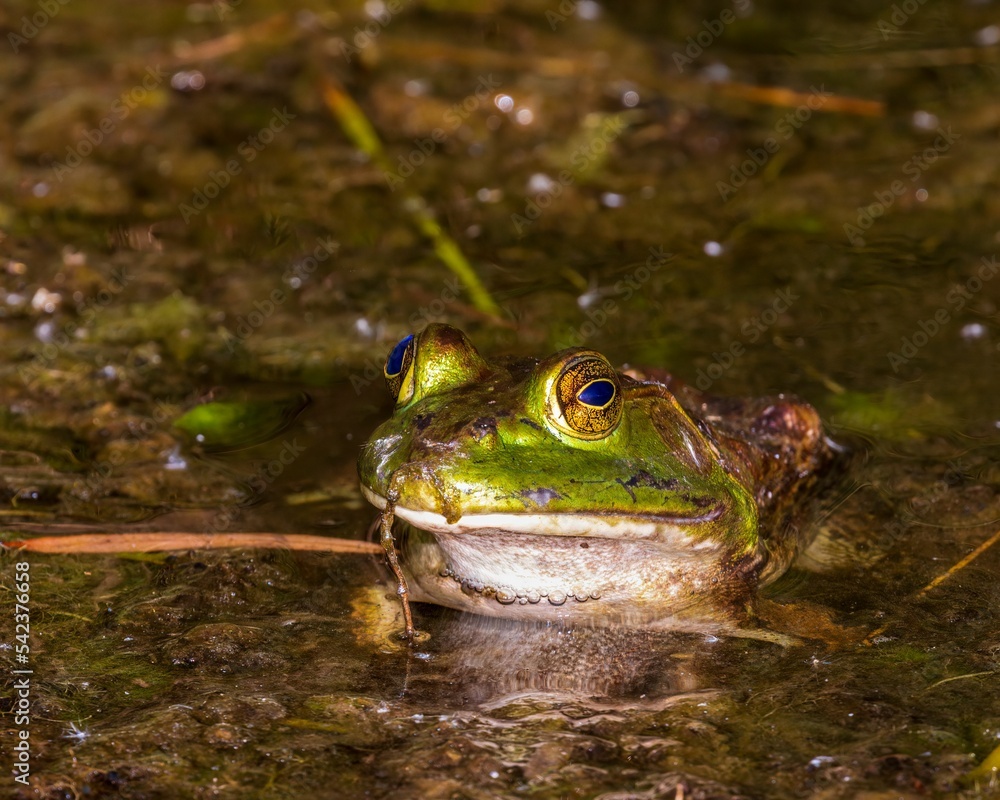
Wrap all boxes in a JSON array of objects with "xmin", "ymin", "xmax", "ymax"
[
  {"xmin": 384, "ymin": 334, "xmax": 415, "ymax": 405},
  {"xmin": 552, "ymin": 355, "xmax": 623, "ymax": 439}
]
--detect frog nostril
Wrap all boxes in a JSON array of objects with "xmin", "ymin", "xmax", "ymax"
[
  {"xmin": 412, "ymin": 413, "xmax": 434, "ymax": 433},
  {"xmin": 469, "ymin": 417, "xmax": 498, "ymax": 442}
]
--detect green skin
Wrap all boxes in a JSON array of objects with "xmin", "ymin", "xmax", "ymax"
[{"xmin": 358, "ymin": 324, "xmax": 833, "ymax": 632}]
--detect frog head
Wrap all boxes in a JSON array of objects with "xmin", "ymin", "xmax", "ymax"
[{"xmin": 357, "ymin": 325, "xmax": 766, "ymax": 622}]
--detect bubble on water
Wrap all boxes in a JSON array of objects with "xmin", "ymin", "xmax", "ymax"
[
  {"xmin": 975, "ymin": 25, "xmax": 1000, "ymax": 46},
  {"xmin": 515, "ymin": 108, "xmax": 534, "ymax": 125},
  {"xmin": 164, "ymin": 447, "xmax": 188, "ymax": 471},
  {"xmin": 701, "ymin": 62, "xmax": 731, "ymax": 83},
  {"xmin": 527, "ymin": 173, "xmax": 555, "ymax": 194},
  {"xmin": 476, "ymin": 187, "xmax": 502, "ymax": 203},
  {"xmin": 171, "ymin": 70, "xmax": 205, "ymax": 92},
  {"xmin": 601, "ymin": 192, "xmax": 626, "ymax": 208},
  {"xmin": 911, "ymin": 110, "xmax": 938, "ymax": 130},
  {"xmin": 35, "ymin": 322, "xmax": 56, "ymax": 344},
  {"xmin": 960, "ymin": 322, "xmax": 986, "ymax": 340},
  {"xmin": 494, "ymin": 94, "xmax": 514, "ymax": 113},
  {"xmin": 31, "ymin": 288, "xmax": 61, "ymax": 314},
  {"xmin": 403, "ymin": 79, "xmax": 428, "ymax": 97},
  {"xmin": 622, "ymin": 90, "xmax": 639, "ymax": 108},
  {"xmin": 577, "ymin": 0, "xmax": 601, "ymax": 20},
  {"xmin": 703, "ymin": 241, "xmax": 723, "ymax": 257}
]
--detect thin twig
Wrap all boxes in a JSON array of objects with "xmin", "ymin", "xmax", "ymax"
[
  {"xmin": 863, "ymin": 528, "xmax": 1000, "ymax": 645},
  {"xmin": 2, "ymin": 532, "xmax": 381, "ymax": 555}
]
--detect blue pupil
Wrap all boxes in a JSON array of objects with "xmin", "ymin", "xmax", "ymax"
[
  {"xmin": 577, "ymin": 379, "xmax": 615, "ymax": 407},
  {"xmin": 386, "ymin": 334, "xmax": 414, "ymax": 376}
]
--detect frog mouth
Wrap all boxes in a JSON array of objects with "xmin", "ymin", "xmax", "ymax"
[
  {"xmin": 359, "ymin": 485, "xmax": 724, "ymax": 546},
  {"xmin": 362, "ymin": 484, "xmax": 737, "ymax": 620}
]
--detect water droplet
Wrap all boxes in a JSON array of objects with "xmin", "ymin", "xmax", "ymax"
[
  {"xmin": 495, "ymin": 588, "xmax": 517, "ymax": 605},
  {"xmin": 548, "ymin": 592, "xmax": 566, "ymax": 606}
]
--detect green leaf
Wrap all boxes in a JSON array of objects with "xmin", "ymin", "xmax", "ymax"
[{"xmin": 174, "ymin": 393, "xmax": 310, "ymax": 452}]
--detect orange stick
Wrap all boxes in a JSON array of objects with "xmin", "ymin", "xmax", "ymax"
[{"xmin": 2, "ymin": 532, "xmax": 381, "ymax": 555}]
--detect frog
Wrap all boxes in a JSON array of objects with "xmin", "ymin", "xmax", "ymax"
[{"xmin": 358, "ymin": 323, "xmax": 837, "ymax": 637}]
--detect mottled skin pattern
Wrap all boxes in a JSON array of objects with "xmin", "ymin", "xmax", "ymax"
[{"xmin": 358, "ymin": 324, "xmax": 834, "ymax": 633}]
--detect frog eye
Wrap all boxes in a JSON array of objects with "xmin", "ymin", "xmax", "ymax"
[
  {"xmin": 552, "ymin": 355, "xmax": 623, "ymax": 439},
  {"xmin": 384, "ymin": 333, "xmax": 415, "ymax": 405}
]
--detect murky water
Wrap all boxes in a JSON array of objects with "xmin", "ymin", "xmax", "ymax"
[{"xmin": 1, "ymin": 1, "xmax": 999, "ymax": 797}]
